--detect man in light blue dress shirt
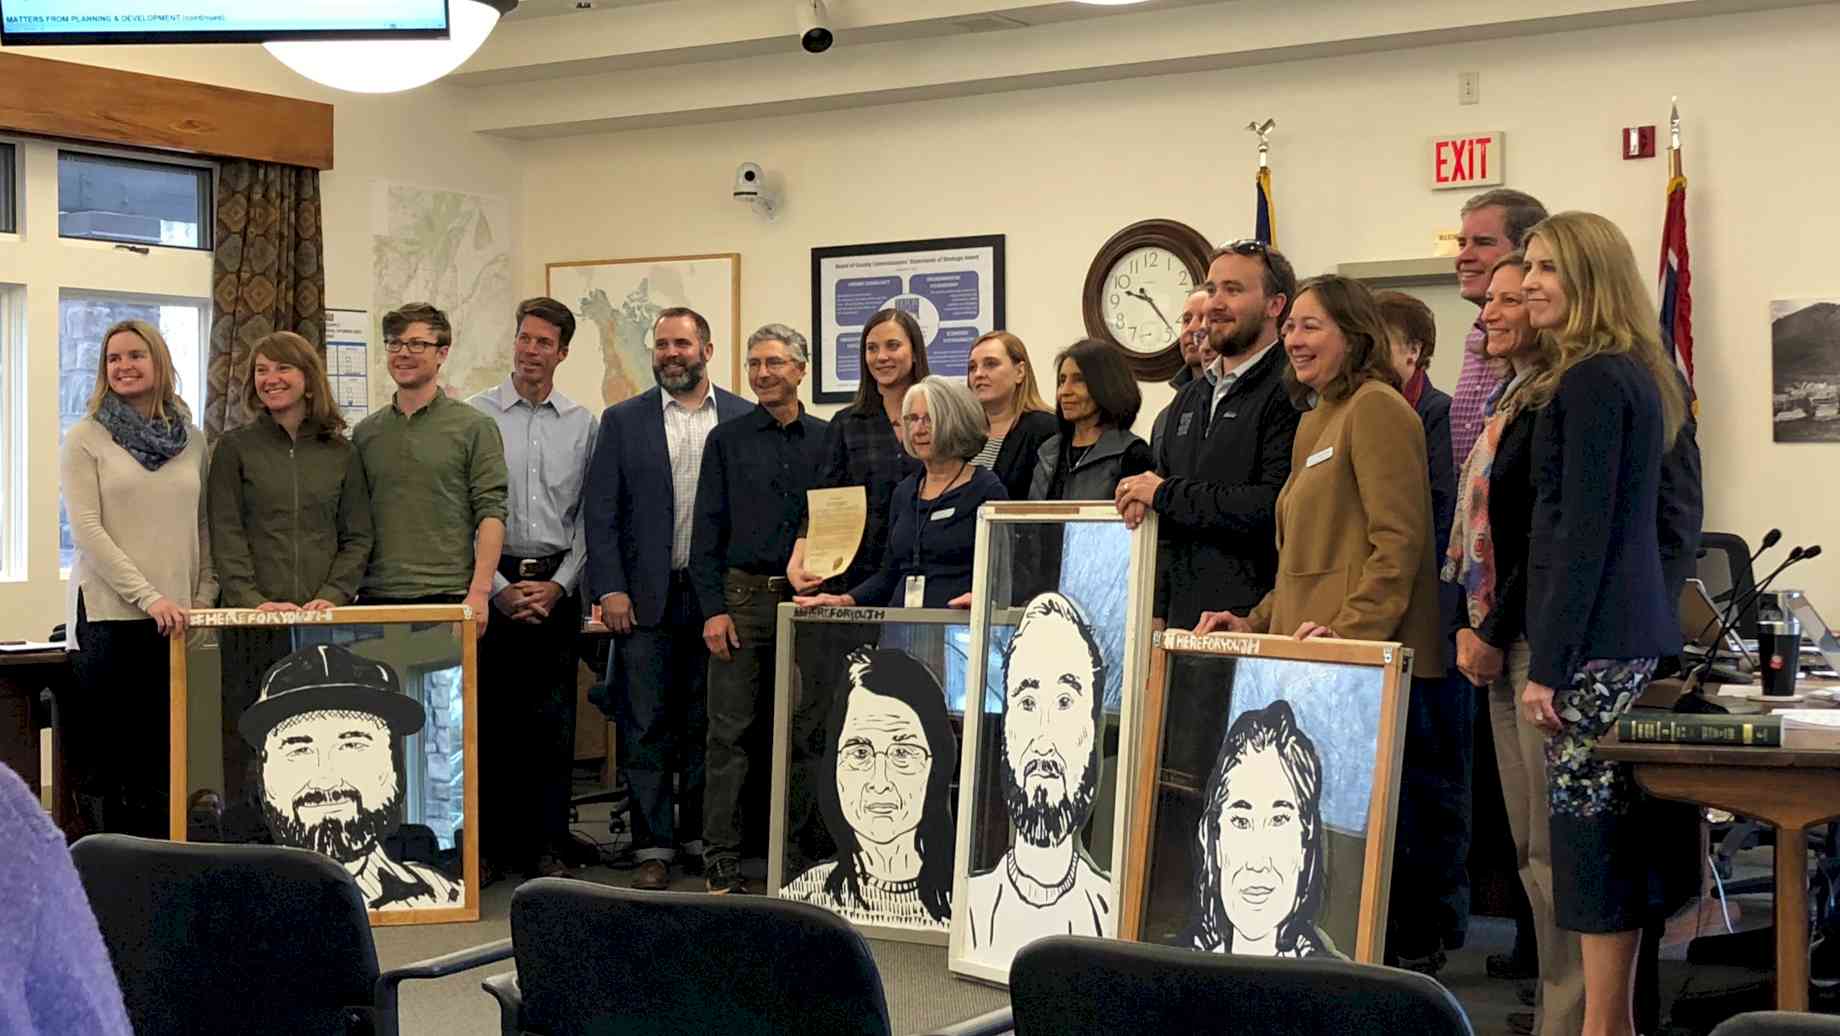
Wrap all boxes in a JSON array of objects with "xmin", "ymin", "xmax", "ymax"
[{"xmin": 470, "ymin": 296, "xmax": 598, "ymax": 883}]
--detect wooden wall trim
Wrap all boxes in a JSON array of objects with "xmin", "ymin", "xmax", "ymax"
[{"xmin": 0, "ymin": 51, "xmax": 334, "ymax": 170}]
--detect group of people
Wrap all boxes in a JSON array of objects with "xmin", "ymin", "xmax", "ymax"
[{"xmin": 59, "ymin": 184, "xmax": 1698, "ymax": 1036}]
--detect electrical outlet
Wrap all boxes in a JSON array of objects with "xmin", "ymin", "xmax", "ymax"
[{"xmin": 1458, "ymin": 71, "xmax": 1479, "ymax": 106}]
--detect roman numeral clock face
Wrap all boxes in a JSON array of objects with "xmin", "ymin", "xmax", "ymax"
[{"xmin": 1101, "ymin": 246, "xmax": 1193, "ymax": 354}]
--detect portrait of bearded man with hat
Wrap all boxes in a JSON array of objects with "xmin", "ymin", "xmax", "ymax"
[{"xmin": 240, "ymin": 643, "xmax": 462, "ymax": 911}]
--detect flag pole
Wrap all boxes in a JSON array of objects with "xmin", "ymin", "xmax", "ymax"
[
  {"xmin": 1668, "ymin": 96, "xmax": 1682, "ymax": 179},
  {"xmin": 1247, "ymin": 118, "xmax": 1275, "ymax": 169}
]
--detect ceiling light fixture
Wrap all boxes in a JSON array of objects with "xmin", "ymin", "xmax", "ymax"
[{"xmin": 265, "ymin": 0, "xmax": 518, "ymax": 95}]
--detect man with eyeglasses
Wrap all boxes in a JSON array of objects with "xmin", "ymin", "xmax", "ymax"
[
  {"xmin": 354, "ymin": 302, "xmax": 507, "ymax": 639},
  {"xmin": 687, "ymin": 324, "xmax": 828, "ymax": 893},
  {"xmin": 466, "ymin": 296, "xmax": 598, "ymax": 883},
  {"xmin": 585, "ymin": 306, "xmax": 753, "ymax": 891},
  {"xmin": 1114, "ymin": 240, "xmax": 1301, "ymax": 634}
]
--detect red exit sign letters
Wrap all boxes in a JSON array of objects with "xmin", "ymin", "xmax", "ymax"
[{"xmin": 1430, "ymin": 131, "xmax": 1505, "ymax": 190}]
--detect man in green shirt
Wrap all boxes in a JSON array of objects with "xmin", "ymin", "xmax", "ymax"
[{"xmin": 354, "ymin": 301, "xmax": 508, "ymax": 636}]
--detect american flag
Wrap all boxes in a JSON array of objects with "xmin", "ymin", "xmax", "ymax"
[{"xmin": 1255, "ymin": 166, "xmax": 1276, "ymax": 247}]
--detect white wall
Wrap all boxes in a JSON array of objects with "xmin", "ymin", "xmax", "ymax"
[
  {"xmin": 515, "ymin": 4, "xmax": 1840, "ymax": 606},
  {"xmin": 0, "ymin": 44, "xmax": 523, "ymax": 633}
]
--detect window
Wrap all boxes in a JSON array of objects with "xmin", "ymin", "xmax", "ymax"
[
  {"xmin": 58, "ymin": 290, "xmax": 210, "ymax": 570},
  {"xmin": 0, "ymin": 286, "xmax": 22, "ymax": 581},
  {"xmin": 0, "ymin": 143, "xmax": 16, "ymax": 235},
  {"xmin": 58, "ymin": 150, "xmax": 210, "ymax": 250}
]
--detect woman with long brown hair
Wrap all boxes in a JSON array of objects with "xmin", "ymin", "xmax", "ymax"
[
  {"xmin": 1516, "ymin": 212, "xmax": 1684, "ymax": 1036},
  {"xmin": 209, "ymin": 330, "xmax": 374, "ymax": 611},
  {"xmin": 61, "ymin": 319, "xmax": 217, "ymax": 836},
  {"xmin": 964, "ymin": 330, "xmax": 1055, "ymax": 499}
]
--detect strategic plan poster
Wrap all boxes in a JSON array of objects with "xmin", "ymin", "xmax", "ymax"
[{"xmin": 811, "ymin": 235, "xmax": 1006, "ymax": 404}]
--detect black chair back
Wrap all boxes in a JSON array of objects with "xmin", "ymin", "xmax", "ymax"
[
  {"xmin": 70, "ymin": 834, "xmax": 381, "ymax": 1036},
  {"xmin": 1009, "ymin": 936, "xmax": 1473, "ymax": 1036},
  {"xmin": 1711, "ymin": 1013, "xmax": 1840, "ymax": 1035},
  {"xmin": 508, "ymin": 878, "xmax": 892, "ymax": 1036},
  {"xmin": 1700, "ymin": 531, "xmax": 1760, "ymax": 640}
]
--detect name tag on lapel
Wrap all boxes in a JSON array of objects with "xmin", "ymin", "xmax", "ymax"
[
  {"xmin": 930, "ymin": 508, "xmax": 956, "ymax": 522},
  {"xmin": 1306, "ymin": 446, "xmax": 1334, "ymax": 468}
]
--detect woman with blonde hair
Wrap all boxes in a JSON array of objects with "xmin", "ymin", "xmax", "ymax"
[
  {"xmin": 61, "ymin": 319, "xmax": 216, "ymax": 836},
  {"xmin": 1516, "ymin": 211, "xmax": 1683, "ymax": 1036},
  {"xmin": 964, "ymin": 330, "xmax": 1056, "ymax": 499},
  {"xmin": 209, "ymin": 330, "xmax": 373, "ymax": 612}
]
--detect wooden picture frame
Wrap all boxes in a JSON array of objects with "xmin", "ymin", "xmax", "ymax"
[
  {"xmin": 169, "ymin": 606, "xmax": 479, "ymax": 927},
  {"xmin": 1119, "ymin": 631, "xmax": 1413, "ymax": 964},
  {"xmin": 767, "ymin": 604, "xmax": 976, "ymax": 946},
  {"xmin": 810, "ymin": 235, "xmax": 1006, "ymax": 404},
  {"xmin": 546, "ymin": 253, "xmax": 743, "ymax": 410},
  {"xmin": 947, "ymin": 502, "xmax": 1159, "ymax": 986}
]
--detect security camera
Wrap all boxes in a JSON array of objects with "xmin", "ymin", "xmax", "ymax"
[
  {"xmin": 734, "ymin": 162, "xmax": 764, "ymax": 199},
  {"xmin": 733, "ymin": 162, "xmax": 779, "ymax": 221},
  {"xmin": 797, "ymin": 0, "xmax": 833, "ymax": 54}
]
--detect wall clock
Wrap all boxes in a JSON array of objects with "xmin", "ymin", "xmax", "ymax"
[{"xmin": 1081, "ymin": 219, "xmax": 1213, "ymax": 382}]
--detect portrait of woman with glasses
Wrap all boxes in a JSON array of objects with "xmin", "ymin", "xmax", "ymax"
[{"xmin": 781, "ymin": 648, "xmax": 960, "ymax": 930}]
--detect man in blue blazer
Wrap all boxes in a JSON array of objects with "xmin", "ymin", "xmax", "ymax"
[{"xmin": 585, "ymin": 307, "xmax": 752, "ymax": 890}]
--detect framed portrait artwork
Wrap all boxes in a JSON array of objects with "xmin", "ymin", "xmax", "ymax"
[
  {"xmin": 1119, "ymin": 631, "xmax": 1412, "ymax": 964},
  {"xmin": 810, "ymin": 235, "xmax": 1005, "ymax": 403},
  {"xmin": 766, "ymin": 604, "xmax": 987, "ymax": 946},
  {"xmin": 546, "ymin": 253, "xmax": 741, "ymax": 409},
  {"xmin": 169, "ymin": 606, "xmax": 479, "ymax": 927},
  {"xmin": 947, "ymin": 502, "xmax": 1158, "ymax": 986}
]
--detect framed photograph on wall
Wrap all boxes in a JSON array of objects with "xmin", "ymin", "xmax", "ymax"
[
  {"xmin": 767, "ymin": 604, "xmax": 985, "ymax": 946},
  {"xmin": 1119, "ymin": 631, "xmax": 1412, "ymax": 963},
  {"xmin": 947, "ymin": 502, "xmax": 1157, "ymax": 986},
  {"xmin": 811, "ymin": 235, "xmax": 1005, "ymax": 404},
  {"xmin": 170, "ymin": 606, "xmax": 479, "ymax": 927},
  {"xmin": 546, "ymin": 253, "xmax": 741, "ymax": 410}
]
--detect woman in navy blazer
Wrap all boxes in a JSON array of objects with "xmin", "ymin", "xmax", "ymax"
[{"xmin": 1516, "ymin": 211, "xmax": 1686, "ymax": 1036}]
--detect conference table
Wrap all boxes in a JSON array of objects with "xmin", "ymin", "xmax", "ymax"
[{"xmin": 1600, "ymin": 694, "xmax": 1840, "ymax": 1012}]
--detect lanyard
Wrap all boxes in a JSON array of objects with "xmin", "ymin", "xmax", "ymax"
[{"xmin": 912, "ymin": 462, "xmax": 969, "ymax": 569}]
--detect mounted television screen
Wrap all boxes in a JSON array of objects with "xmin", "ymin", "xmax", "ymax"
[{"xmin": 0, "ymin": 0, "xmax": 449, "ymax": 45}]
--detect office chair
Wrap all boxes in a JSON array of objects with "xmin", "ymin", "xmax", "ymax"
[
  {"xmin": 482, "ymin": 878, "xmax": 892, "ymax": 1036},
  {"xmin": 70, "ymin": 834, "xmax": 511, "ymax": 1036},
  {"xmin": 1700, "ymin": 531, "xmax": 1761, "ymax": 641},
  {"xmin": 1711, "ymin": 1012, "xmax": 1840, "ymax": 1034},
  {"xmin": 941, "ymin": 935, "xmax": 1475, "ymax": 1036}
]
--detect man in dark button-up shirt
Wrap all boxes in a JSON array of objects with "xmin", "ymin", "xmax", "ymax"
[{"xmin": 689, "ymin": 324, "xmax": 828, "ymax": 893}]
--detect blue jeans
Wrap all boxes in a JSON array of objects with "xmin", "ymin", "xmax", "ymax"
[
  {"xmin": 613, "ymin": 573, "xmax": 708, "ymax": 863},
  {"xmin": 1388, "ymin": 671, "xmax": 1476, "ymax": 958}
]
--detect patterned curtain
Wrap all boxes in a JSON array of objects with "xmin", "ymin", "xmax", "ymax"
[{"xmin": 204, "ymin": 160, "xmax": 325, "ymax": 438}]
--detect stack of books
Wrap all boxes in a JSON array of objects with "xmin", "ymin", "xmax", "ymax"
[{"xmin": 1616, "ymin": 709, "xmax": 1840, "ymax": 749}]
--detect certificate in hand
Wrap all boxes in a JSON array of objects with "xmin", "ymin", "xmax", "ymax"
[{"xmin": 804, "ymin": 486, "xmax": 868, "ymax": 581}]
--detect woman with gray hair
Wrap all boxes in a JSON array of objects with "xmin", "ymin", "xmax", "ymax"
[{"xmin": 795, "ymin": 376, "xmax": 1006, "ymax": 609}]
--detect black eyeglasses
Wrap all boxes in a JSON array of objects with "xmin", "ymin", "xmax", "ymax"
[{"xmin": 1216, "ymin": 238, "xmax": 1282, "ymax": 295}]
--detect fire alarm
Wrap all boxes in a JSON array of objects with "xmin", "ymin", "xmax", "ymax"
[{"xmin": 1623, "ymin": 126, "xmax": 1656, "ymax": 160}]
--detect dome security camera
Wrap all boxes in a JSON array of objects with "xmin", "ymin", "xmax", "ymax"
[
  {"xmin": 734, "ymin": 162, "xmax": 764, "ymax": 199},
  {"xmin": 797, "ymin": 0, "xmax": 833, "ymax": 55}
]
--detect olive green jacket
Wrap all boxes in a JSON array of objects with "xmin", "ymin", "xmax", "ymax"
[{"xmin": 208, "ymin": 414, "xmax": 374, "ymax": 607}]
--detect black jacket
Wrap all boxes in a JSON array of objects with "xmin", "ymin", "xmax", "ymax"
[
  {"xmin": 1527, "ymin": 354, "xmax": 1680, "ymax": 687},
  {"xmin": 1472, "ymin": 404, "xmax": 1538, "ymax": 650},
  {"xmin": 1658, "ymin": 376, "xmax": 1704, "ymax": 607},
  {"xmin": 1411, "ymin": 376, "xmax": 1459, "ymax": 641},
  {"xmin": 1151, "ymin": 345, "xmax": 1301, "ymax": 627},
  {"xmin": 987, "ymin": 410, "xmax": 1057, "ymax": 501}
]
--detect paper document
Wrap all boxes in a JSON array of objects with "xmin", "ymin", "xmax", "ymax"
[{"xmin": 804, "ymin": 486, "xmax": 868, "ymax": 581}]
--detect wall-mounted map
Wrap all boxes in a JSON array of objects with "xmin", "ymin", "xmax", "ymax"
[{"xmin": 547, "ymin": 253, "xmax": 741, "ymax": 408}]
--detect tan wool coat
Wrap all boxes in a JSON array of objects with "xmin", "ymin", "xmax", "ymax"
[{"xmin": 1247, "ymin": 379, "xmax": 1446, "ymax": 677}]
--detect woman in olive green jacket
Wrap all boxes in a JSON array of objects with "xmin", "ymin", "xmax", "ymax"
[{"xmin": 209, "ymin": 331, "xmax": 373, "ymax": 610}]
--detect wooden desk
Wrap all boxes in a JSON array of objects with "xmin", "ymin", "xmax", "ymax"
[
  {"xmin": 1598, "ymin": 734, "xmax": 1840, "ymax": 1011},
  {"xmin": 0, "ymin": 648, "xmax": 69, "ymax": 823}
]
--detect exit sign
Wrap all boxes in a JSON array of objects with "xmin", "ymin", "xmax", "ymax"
[{"xmin": 1431, "ymin": 132, "xmax": 1504, "ymax": 190}]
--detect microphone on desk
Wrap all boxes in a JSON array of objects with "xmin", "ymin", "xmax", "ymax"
[
  {"xmin": 1689, "ymin": 545, "xmax": 1818, "ymax": 689},
  {"xmin": 1750, "ymin": 528, "xmax": 1784, "ymax": 565}
]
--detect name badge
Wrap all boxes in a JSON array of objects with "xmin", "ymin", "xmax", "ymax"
[
  {"xmin": 904, "ymin": 575, "xmax": 927, "ymax": 608},
  {"xmin": 1306, "ymin": 446, "xmax": 1334, "ymax": 468},
  {"xmin": 1177, "ymin": 412, "xmax": 1194, "ymax": 436},
  {"xmin": 930, "ymin": 507, "xmax": 955, "ymax": 522}
]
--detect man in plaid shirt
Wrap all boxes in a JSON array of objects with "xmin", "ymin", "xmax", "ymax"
[{"xmin": 1450, "ymin": 189, "xmax": 1548, "ymax": 472}]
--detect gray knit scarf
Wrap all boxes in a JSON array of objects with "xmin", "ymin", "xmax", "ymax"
[{"xmin": 96, "ymin": 392, "xmax": 189, "ymax": 471}]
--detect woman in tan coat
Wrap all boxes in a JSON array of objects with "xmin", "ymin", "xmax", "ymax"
[{"xmin": 1195, "ymin": 274, "xmax": 1453, "ymax": 970}]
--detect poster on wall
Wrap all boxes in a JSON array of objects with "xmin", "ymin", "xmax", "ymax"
[
  {"xmin": 1771, "ymin": 297, "xmax": 1840, "ymax": 443},
  {"xmin": 1118, "ymin": 632, "xmax": 1411, "ymax": 964},
  {"xmin": 811, "ymin": 236, "xmax": 1005, "ymax": 404},
  {"xmin": 547, "ymin": 253, "xmax": 741, "ymax": 410},
  {"xmin": 171, "ymin": 606, "xmax": 479, "ymax": 927},
  {"xmin": 370, "ymin": 182, "xmax": 513, "ymax": 409},
  {"xmin": 324, "ymin": 308, "xmax": 370, "ymax": 428}
]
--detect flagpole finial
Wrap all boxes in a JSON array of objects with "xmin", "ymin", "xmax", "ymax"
[
  {"xmin": 1668, "ymin": 96, "xmax": 1682, "ymax": 177},
  {"xmin": 1247, "ymin": 118, "xmax": 1276, "ymax": 169}
]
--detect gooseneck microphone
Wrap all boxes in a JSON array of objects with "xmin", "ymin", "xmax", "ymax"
[
  {"xmin": 1750, "ymin": 528, "xmax": 1783, "ymax": 564},
  {"xmin": 1689, "ymin": 545, "xmax": 1820, "ymax": 688}
]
